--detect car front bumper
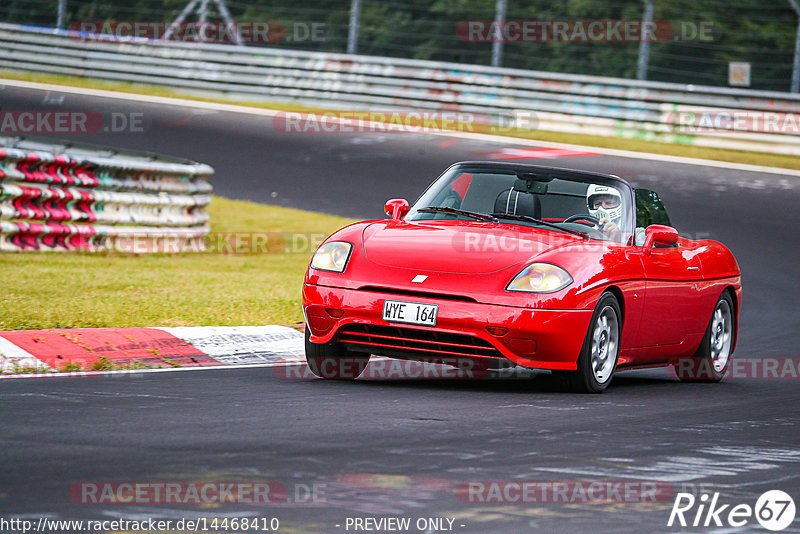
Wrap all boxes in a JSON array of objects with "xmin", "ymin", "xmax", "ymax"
[{"xmin": 303, "ymin": 283, "xmax": 593, "ymax": 371}]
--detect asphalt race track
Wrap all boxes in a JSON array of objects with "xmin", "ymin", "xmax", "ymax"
[{"xmin": 2, "ymin": 83, "xmax": 800, "ymax": 533}]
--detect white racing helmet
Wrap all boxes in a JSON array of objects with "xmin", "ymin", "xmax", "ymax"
[{"xmin": 586, "ymin": 184, "xmax": 623, "ymax": 224}]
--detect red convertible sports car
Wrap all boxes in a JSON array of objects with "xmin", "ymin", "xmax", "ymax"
[{"xmin": 302, "ymin": 161, "xmax": 741, "ymax": 392}]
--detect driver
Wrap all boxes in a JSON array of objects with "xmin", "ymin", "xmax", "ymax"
[{"xmin": 586, "ymin": 184, "xmax": 623, "ymax": 234}]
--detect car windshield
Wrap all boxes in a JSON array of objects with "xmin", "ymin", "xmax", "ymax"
[{"xmin": 406, "ymin": 166, "xmax": 634, "ymax": 243}]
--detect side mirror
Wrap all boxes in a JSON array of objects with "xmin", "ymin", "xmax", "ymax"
[
  {"xmin": 643, "ymin": 224, "xmax": 679, "ymax": 255},
  {"xmin": 384, "ymin": 198, "xmax": 410, "ymax": 221}
]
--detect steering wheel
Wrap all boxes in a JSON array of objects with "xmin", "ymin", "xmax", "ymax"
[{"xmin": 563, "ymin": 214, "xmax": 600, "ymax": 226}]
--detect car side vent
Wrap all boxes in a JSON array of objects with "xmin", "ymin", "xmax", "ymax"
[{"xmin": 357, "ymin": 286, "xmax": 478, "ymax": 303}]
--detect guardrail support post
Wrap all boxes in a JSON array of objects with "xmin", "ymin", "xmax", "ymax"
[
  {"xmin": 637, "ymin": 0, "xmax": 654, "ymax": 80},
  {"xmin": 491, "ymin": 0, "xmax": 507, "ymax": 67},
  {"xmin": 198, "ymin": 0, "xmax": 210, "ymax": 23},
  {"xmin": 347, "ymin": 0, "xmax": 362, "ymax": 54},
  {"xmin": 56, "ymin": 0, "xmax": 66, "ymax": 29},
  {"xmin": 789, "ymin": 0, "xmax": 800, "ymax": 93}
]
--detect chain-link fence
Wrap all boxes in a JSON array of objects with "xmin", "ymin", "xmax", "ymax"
[{"xmin": 0, "ymin": 0, "xmax": 796, "ymax": 92}]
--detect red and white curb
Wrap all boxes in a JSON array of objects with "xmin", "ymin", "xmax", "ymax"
[{"xmin": 0, "ymin": 326, "xmax": 305, "ymax": 378}]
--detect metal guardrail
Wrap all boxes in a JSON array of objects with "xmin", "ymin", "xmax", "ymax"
[
  {"xmin": 1, "ymin": 22, "xmax": 799, "ymax": 156},
  {"xmin": 0, "ymin": 135, "xmax": 212, "ymax": 252}
]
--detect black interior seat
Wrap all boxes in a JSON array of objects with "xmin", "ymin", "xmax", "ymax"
[{"xmin": 494, "ymin": 189, "xmax": 541, "ymax": 219}]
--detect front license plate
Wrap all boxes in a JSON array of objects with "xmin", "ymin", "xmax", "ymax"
[{"xmin": 382, "ymin": 300, "xmax": 438, "ymax": 326}]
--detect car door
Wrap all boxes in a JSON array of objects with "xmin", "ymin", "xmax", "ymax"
[
  {"xmin": 638, "ymin": 244, "xmax": 703, "ymax": 348},
  {"xmin": 628, "ymin": 189, "xmax": 704, "ymax": 361}
]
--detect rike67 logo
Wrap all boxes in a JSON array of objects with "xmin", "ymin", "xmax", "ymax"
[{"xmin": 668, "ymin": 490, "xmax": 796, "ymax": 531}]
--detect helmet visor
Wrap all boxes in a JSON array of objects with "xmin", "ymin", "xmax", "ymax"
[{"xmin": 588, "ymin": 194, "xmax": 621, "ymax": 210}]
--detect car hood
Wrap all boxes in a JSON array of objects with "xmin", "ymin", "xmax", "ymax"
[{"xmin": 361, "ymin": 221, "xmax": 579, "ymax": 274}]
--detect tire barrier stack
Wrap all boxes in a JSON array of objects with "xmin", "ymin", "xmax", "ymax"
[
  {"xmin": 1, "ymin": 23, "xmax": 799, "ymax": 156},
  {"xmin": 0, "ymin": 136, "xmax": 213, "ymax": 252}
]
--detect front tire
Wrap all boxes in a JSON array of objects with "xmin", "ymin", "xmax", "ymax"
[
  {"xmin": 675, "ymin": 292, "xmax": 734, "ymax": 382},
  {"xmin": 556, "ymin": 292, "xmax": 621, "ymax": 393},
  {"xmin": 305, "ymin": 328, "xmax": 370, "ymax": 380}
]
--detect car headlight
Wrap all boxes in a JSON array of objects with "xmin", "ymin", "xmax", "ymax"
[
  {"xmin": 506, "ymin": 263, "xmax": 573, "ymax": 293},
  {"xmin": 310, "ymin": 241, "xmax": 353, "ymax": 273}
]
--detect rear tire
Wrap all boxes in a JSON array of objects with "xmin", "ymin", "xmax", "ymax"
[
  {"xmin": 675, "ymin": 292, "xmax": 734, "ymax": 383},
  {"xmin": 305, "ymin": 328, "xmax": 370, "ymax": 380},
  {"xmin": 556, "ymin": 292, "xmax": 621, "ymax": 393}
]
